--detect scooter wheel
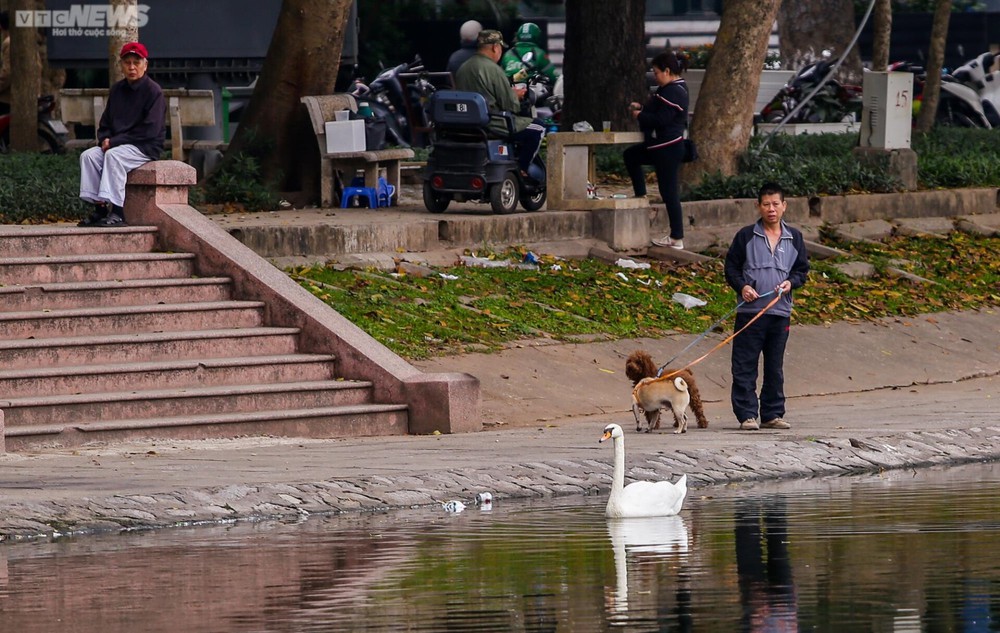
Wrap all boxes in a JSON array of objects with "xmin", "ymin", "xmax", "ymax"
[
  {"xmin": 423, "ymin": 183, "xmax": 451, "ymax": 213},
  {"xmin": 520, "ymin": 186, "xmax": 546, "ymax": 211},
  {"xmin": 490, "ymin": 172, "xmax": 519, "ymax": 215}
]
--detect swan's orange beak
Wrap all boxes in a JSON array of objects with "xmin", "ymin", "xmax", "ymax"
[{"xmin": 600, "ymin": 430, "xmax": 612, "ymax": 443}]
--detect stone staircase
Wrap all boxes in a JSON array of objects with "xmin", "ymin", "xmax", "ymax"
[
  {"xmin": 0, "ymin": 161, "xmax": 480, "ymax": 454},
  {"xmin": 0, "ymin": 224, "xmax": 409, "ymax": 452}
]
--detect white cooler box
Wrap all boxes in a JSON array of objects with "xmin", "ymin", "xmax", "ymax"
[{"xmin": 325, "ymin": 120, "xmax": 366, "ymax": 153}]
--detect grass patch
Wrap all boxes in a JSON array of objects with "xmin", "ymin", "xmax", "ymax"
[{"xmin": 288, "ymin": 234, "xmax": 1000, "ymax": 360}]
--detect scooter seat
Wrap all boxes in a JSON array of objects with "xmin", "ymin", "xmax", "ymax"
[{"xmin": 430, "ymin": 91, "xmax": 490, "ymax": 127}]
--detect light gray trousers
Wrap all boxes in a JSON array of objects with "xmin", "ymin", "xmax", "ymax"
[{"xmin": 79, "ymin": 144, "xmax": 151, "ymax": 208}]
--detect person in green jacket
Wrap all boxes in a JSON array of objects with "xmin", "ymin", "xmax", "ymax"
[
  {"xmin": 454, "ymin": 29, "xmax": 546, "ymax": 178},
  {"xmin": 501, "ymin": 22, "xmax": 559, "ymax": 85}
]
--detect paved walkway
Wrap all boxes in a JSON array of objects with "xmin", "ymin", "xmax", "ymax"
[{"xmin": 2, "ymin": 308, "xmax": 997, "ymax": 541}]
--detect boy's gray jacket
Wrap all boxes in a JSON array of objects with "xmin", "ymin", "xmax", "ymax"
[{"xmin": 724, "ymin": 220, "xmax": 810, "ymax": 317}]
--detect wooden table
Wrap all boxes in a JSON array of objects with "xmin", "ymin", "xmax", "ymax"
[{"xmin": 545, "ymin": 131, "xmax": 645, "ymax": 210}]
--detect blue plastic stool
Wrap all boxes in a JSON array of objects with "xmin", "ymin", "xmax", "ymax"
[
  {"xmin": 340, "ymin": 186, "xmax": 379, "ymax": 208},
  {"xmin": 376, "ymin": 177, "xmax": 396, "ymax": 207}
]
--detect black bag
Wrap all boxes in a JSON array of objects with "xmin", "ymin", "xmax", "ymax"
[
  {"xmin": 682, "ymin": 138, "xmax": 698, "ymax": 163},
  {"xmin": 364, "ymin": 118, "xmax": 387, "ymax": 151}
]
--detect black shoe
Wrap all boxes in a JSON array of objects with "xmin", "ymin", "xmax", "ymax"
[
  {"xmin": 95, "ymin": 210, "xmax": 126, "ymax": 227},
  {"xmin": 78, "ymin": 204, "xmax": 108, "ymax": 227}
]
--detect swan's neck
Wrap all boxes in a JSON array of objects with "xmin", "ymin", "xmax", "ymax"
[{"xmin": 611, "ymin": 435, "xmax": 626, "ymax": 496}]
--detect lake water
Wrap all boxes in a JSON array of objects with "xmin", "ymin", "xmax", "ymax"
[{"xmin": 2, "ymin": 461, "xmax": 1000, "ymax": 632}]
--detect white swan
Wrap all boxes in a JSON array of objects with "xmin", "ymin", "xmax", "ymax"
[{"xmin": 599, "ymin": 423, "xmax": 687, "ymax": 518}]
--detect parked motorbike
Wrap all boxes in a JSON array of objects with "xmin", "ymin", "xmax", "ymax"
[
  {"xmin": 0, "ymin": 95, "xmax": 69, "ymax": 154},
  {"xmin": 513, "ymin": 50, "xmax": 563, "ymax": 131},
  {"xmin": 889, "ymin": 57, "xmax": 999, "ymax": 129},
  {"xmin": 758, "ymin": 54, "xmax": 863, "ymax": 124},
  {"xmin": 943, "ymin": 52, "xmax": 1000, "ymax": 127},
  {"xmin": 349, "ymin": 55, "xmax": 445, "ymax": 148}
]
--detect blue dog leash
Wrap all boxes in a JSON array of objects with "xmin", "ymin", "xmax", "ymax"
[{"xmin": 655, "ymin": 288, "xmax": 782, "ymax": 377}]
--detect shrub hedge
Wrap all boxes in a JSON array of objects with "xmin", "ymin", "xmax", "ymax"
[
  {"xmin": 3, "ymin": 127, "xmax": 1000, "ymax": 223},
  {"xmin": 0, "ymin": 152, "xmax": 90, "ymax": 224}
]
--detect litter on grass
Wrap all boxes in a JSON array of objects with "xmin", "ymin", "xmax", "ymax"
[
  {"xmin": 461, "ymin": 255, "xmax": 538, "ymax": 271},
  {"xmin": 616, "ymin": 258, "xmax": 651, "ymax": 270},
  {"xmin": 461, "ymin": 255, "xmax": 510, "ymax": 268},
  {"xmin": 672, "ymin": 292, "xmax": 707, "ymax": 309}
]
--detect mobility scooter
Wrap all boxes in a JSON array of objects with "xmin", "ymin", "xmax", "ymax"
[{"xmin": 422, "ymin": 90, "xmax": 546, "ymax": 215}]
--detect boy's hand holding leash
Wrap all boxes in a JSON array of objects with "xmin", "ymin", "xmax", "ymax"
[{"xmin": 742, "ymin": 281, "xmax": 790, "ymax": 303}]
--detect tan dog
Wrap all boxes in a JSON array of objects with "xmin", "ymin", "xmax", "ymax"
[
  {"xmin": 632, "ymin": 374, "xmax": 691, "ymax": 433},
  {"xmin": 626, "ymin": 350, "xmax": 710, "ymax": 432}
]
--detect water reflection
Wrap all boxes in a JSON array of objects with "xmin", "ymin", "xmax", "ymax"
[
  {"xmin": 734, "ymin": 498, "xmax": 797, "ymax": 632},
  {"xmin": 2, "ymin": 463, "xmax": 1000, "ymax": 631},
  {"xmin": 607, "ymin": 515, "xmax": 689, "ymax": 616}
]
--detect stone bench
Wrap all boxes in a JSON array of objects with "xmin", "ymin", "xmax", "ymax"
[
  {"xmin": 60, "ymin": 88, "xmax": 225, "ymax": 160},
  {"xmin": 300, "ymin": 94, "xmax": 414, "ymax": 208},
  {"xmin": 545, "ymin": 131, "xmax": 646, "ymax": 210},
  {"xmin": 545, "ymin": 131, "xmax": 651, "ymax": 250}
]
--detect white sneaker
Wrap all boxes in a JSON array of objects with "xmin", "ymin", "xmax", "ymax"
[
  {"xmin": 761, "ymin": 418, "xmax": 791, "ymax": 430},
  {"xmin": 651, "ymin": 235, "xmax": 684, "ymax": 250}
]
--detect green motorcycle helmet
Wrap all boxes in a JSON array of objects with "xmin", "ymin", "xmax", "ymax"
[{"xmin": 515, "ymin": 22, "xmax": 543, "ymax": 46}]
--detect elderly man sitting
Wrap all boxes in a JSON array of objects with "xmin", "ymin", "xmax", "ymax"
[
  {"xmin": 78, "ymin": 41, "xmax": 165, "ymax": 227},
  {"xmin": 454, "ymin": 29, "xmax": 545, "ymax": 181}
]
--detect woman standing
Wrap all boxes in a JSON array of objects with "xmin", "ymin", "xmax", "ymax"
[{"xmin": 624, "ymin": 50, "xmax": 690, "ymax": 250}]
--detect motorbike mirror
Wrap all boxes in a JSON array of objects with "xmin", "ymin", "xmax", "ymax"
[{"xmin": 522, "ymin": 51, "xmax": 534, "ymax": 64}]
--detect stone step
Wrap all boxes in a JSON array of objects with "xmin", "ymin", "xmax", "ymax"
[
  {"xmin": 3, "ymin": 403, "xmax": 410, "ymax": 451},
  {"xmin": 0, "ymin": 253, "xmax": 196, "ymax": 284},
  {"xmin": 0, "ymin": 277, "xmax": 233, "ymax": 312},
  {"xmin": 0, "ymin": 301, "xmax": 265, "ymax": 340},
  {"xmin": 0, "ymin": 225, "xmax": 158, "ymax": 257},
  {"xmin": 0, "ymin": 327, "xmax": 302, "ymax": 369},
  {"xmin": 1, "ymin": 380, "xmax": 376, "ymax": 427},
  {"xmin": 0, "ymin": 354, "xmax": 337, "ymax": 398},
  {"xmin": 0, "ymin": 214, "xmax": 424, "ymax": 454}
]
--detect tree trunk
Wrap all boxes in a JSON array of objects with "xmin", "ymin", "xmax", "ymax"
[
  {"xmin": 10, "ymin": 0, "xmax": 40, "ymax": 151},
  {"xmin": 777, "ymin": 0, "xmax": 863, "ymax": 85},
  {"xmin": 916, "ymin": 0, "xmax": 952, "ymax": 133},
  {"xmin": 108, "ymin": 0, "xmax": 139, "ymax": 85},
  {"xmin": 223, "ymin": 0, "xmax": 352, "ymax": 196},
  {"xmin": 870, "ymin": 0, "xmax": 892, "ymax": 71},
  {"xmin": 686, "ymin": 0, "xmax": 781, "ymax": 181},
  {"xmin": 562, "ymin": 0, "xmax": 646, "ymax": 133}
]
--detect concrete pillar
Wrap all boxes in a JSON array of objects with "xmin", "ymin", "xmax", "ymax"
[
  {"xmin": 125, "ymin": 160, "xmax": 197, "ymax": 224},
  {"xmin": 592, "ymin": 207, "xmax": 651, "ymax": 251},
  {"xmin": 852, "ymin": 147, "xmax": 918, "ymax": 192}
]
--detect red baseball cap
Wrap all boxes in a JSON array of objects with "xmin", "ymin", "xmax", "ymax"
[{"xmin": 119, "ymin": 42, "xmax": 148, "ymax": 59}]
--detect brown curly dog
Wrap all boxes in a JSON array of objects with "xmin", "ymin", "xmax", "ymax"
[{"xmin": 626, "ymin": 350, "xmax": 710, "ymax": 431}]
